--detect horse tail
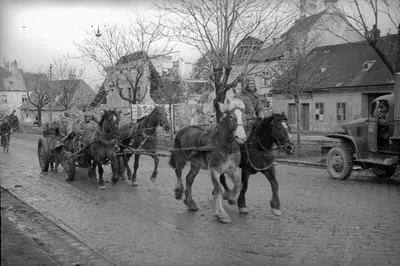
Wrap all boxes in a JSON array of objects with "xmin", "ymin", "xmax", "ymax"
[{"xmin": 168, "ymin": 136, "xmax": 181, "ymax": 169}]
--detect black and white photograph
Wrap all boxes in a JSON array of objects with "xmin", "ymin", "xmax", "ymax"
[{"xmin": 0, "ymin": 0, "xmax": 399, "ymax": 265}]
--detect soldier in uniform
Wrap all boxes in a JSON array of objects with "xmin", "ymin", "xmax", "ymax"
[
  {"xmin": 0, "ymin": 117, "xmax": 12, "ymax": 147},
  {"xmin": 60, "ymin": 111, "xmax": 79, "ymax": 142},
  {"xmin": 235, "ymin": 76, "xmax": 278, "ymax": 166},
  {"xmin": 235, "ymin": 76, "xmax": 262, "ymax": 131},
  {"xmin": 75, "ymin": 111, "xmax": 99, "ymax": 136}
]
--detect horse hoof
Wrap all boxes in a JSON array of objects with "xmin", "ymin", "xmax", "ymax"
[
  {"xmin": 150, "ymin": 177, "xmax": 156, "ymax": 183},
  {"xmin": 184, "ymin": 199, "xmax": 199, "ymax": 211},
  {"xmin": 271, "ymin": 208, "xmax": 282, "ymax": 216},
  {"xmin": 174, "ymin": 187, "xmax": 183, "ymax": 200},
  {"xmin": 121, "ymin": 175, "xmax": 127, "ymax": 181},
  {"xmin": 217, "ymin": 215, "xmax": 231, "ymax": 224},
  {"xmin": 131, "ymin": 181, "xmax": 138, "ymax": 186},
  {"xmin": 112, "ymin": 178, "xmax": 119, "ymax": 185},
  {"xmin": 98, "ymin": 185, "xmax": 106, "ymax": 190},
  {"xmin": 239, "ymin": 207, "xmax": 249, "ymax": 214}
]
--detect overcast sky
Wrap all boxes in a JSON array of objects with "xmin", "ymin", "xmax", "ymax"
[
  {"xmin": 0, "ymin": 0, "xmax": 398, "ymax": 90},
  {"xmin": 0, "ymin": 0, "xmax": 201, "ymax": 88}
]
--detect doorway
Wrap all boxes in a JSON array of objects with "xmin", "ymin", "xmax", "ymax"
[{"xmin": 301, "ymin": 103, "xmax": 310, "ymax": 131}]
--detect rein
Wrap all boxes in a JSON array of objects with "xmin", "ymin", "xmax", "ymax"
[{"xmin": 244, "ymin": 119, "xmax": 286, "ymax": 171}]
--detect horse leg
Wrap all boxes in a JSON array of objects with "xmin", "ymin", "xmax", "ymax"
[
  {"xmin": 238, "ymin": 167, "xmax": 251, "ymax": 214},
  {"xmin": 223, "ymin": 167, "xmax": 243, "ymax": 206},
  {"xmin": 131, "ymin": 154, "xmax": 140, "ymax": 186},
  {"xmin": 118, "ymin": 156, "xmax": 127, "ymax": 180},
  {"xmin": 97, "ymin": 162, "xmax": 106, "ymax": 190},
  {"xmin": 211, "ymin": 169, "xmax": 230, "ymax": 223},
  {"xmin": 183, "ymin": 165, "xmax": 200, "ymax": 211},
  {"xmin": 88, "ymin": 159, "xmax": 97, "ymax": 183},
  {"xmin": 125, "ymin": 154, "xmax": 133, "ymax": 180},
  {"xmin": 111, "ymin": 155, "xmax": 120, "ymax": 185},
  {"xmin": 150, "ymin": 154, "xmax": 159, "ymax": 182},
  {"xmin": 214, "ymin": 174, "xmax": 230, "ymax": 196},
  {"xmin": 263, "ymin": 167, "xmax": 281, "ymax": 216},
  {"xmin": 54, "ymin": 148, "xmax": 60, "ymax": 172}
]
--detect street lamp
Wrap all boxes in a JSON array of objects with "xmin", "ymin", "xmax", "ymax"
[{"xmin": 92, "ymin": 25, "xmax": 103, "ymax": 37}]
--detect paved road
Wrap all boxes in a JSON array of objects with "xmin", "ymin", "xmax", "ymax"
[{"xmin": 1, "ymin": 134, "xmax": 400, "ymax": 266}]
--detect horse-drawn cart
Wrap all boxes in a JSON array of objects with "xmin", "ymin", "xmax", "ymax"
[{"xmin": 37, "ymin": 125, "xmax": 87, "ymax": 181}]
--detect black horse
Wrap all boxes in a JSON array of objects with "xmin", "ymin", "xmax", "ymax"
[
  {"xmin": 118, "ymin": 106, "xmax": 170, "ymax": 186},
  {"xmin": 81, "ymin": 109, "xmax": 121, "ymax": 190},
  {"xmin": 220, "ymin": 113, "xmax": 294, "ymax": 216}
]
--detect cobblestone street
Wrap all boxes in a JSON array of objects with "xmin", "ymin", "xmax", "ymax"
[{"xmin": 1, "ymin": 134, "xmax": 400, "ymax": 265}]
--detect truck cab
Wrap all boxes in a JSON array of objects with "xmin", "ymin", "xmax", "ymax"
[{"xmin": 325, "ymin": 74, "xmax": 400, "ymax": 180}]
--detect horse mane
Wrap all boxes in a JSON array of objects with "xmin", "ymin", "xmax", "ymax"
[{"xmin": 225, "ymin": 98, "xmax": 245, "ymax": 113}]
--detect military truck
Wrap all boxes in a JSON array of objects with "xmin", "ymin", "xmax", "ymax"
[{"xmin": 326, "ymin": 73, "xmax": 400, "ymax": 180}]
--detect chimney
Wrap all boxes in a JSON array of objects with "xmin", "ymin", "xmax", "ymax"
[{"xmin": 11, "ymin": 60, "xmax": 18, "ymax": 74}]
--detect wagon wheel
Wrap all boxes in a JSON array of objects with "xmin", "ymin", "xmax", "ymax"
[
  {"xmin": 38, "ymin": 138, "xmax": 50, "ymax": 172},
  {"xmin": 61, "ymin": 150, "xmax": 76, "ymax": 181},
  {"xmin": 326, "ymin": 143, "xmax": 354, "ymax": 180}
]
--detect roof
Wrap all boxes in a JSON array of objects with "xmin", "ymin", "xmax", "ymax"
[
  {"xmin": 252, "ymin": 11, "xmax": 326, "ymax": 62},
  {"xmin": 0, "ymin": 66, "xmax": 26, "ymax": 91},
  {"xmin": 90, "ymin": 82, "xmax": 107, "ymax": 107},
  {"xmin": 272, "ymin": 34, "xmax": 397, "ymax": 92},
  {"xmin": 116, "ymin": 51, "xmax": 148, "ymax": 66},
  {"xmin": 20, "ymin": 78, "xmax": 95, "ymax": 111}
]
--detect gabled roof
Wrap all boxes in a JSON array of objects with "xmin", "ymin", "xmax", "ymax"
[
  {"xmin": 252, "ymin": 11, "xmax": 326, "ymax": 62},
  {"xmin": 116, "ymin": 51, "xmax": 148, "ymax": 66},
  {"xmin": 20, "ymin": 79, "xmax": 95, "ymax": 111},
  {"xmin": 271, "ymin": 34, "xmax": 397, "ymax": 92},
  {"xmin": 307, "ymin": 35, "xmax": 396, "ymax": 89}
]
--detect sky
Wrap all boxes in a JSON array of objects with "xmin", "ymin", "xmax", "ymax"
[
  {"xmin": 0, "ymin": 0, "xmax": 398, "ymax": 90},
  {"xmin": 0, "ymin": 0, "xmax": 201, "ymax": 89}
]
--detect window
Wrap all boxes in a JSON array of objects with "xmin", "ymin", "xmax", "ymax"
[
  {"xmin": 337, "ymin": 102, "xmax": 346, "ymax": 121},
  {"xmin": 288, "ymin": 103, "xmax": 296, "ymax": 125},
  {"xmin": 262, "ymin": 71, "xmax": 269, "ymax": 86},
  {"xmin": 1, "ymin": 95, "xmax": 7, "ymax": 103},
  {"xmin": 22, "ymin": 95, "xmax": 28, "ymax": 103},
  {"xmin": 315, "ymin": 102, "xmax": 324, "ymax": 121}
]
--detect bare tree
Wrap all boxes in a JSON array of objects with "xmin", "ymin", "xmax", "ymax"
[
  {"xmin": 269, "ymin": 36, "xmax": 328, "ymax": 149},
  {"xmin": 52, "ymin": 57, "xmax": 85, "ymax": 110},
  {"xmin": 22, "ymin": 67, "xmax": 51, "ymax": 126},
  {"xmin": 327, "ymin": 0, "xmax": 400, "ymax": 75},
  {"xmin": 160, "ymin": 0, "xmax": 296, "ymax": 121},
  {"xmin": 74, "ymin": 10, "xmax": 173, "ymax": 105}
]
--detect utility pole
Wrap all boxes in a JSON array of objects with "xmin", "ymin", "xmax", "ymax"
[{"xmin": 49, "ymin": 64, "xmax": 53, "ymax": 122}]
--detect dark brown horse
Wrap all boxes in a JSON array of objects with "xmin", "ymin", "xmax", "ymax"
[
  {"xmin": 168, "ymin": 98, "xmax": 247, "ymax": 223},
  {"xmin": 81, "ymin": 109, "xmax": 121, "ymax": 190},
  {"xmin": 118, "ymin": 106, "xmax": 170, "ymax": 186},
  {"xmin": 220, "ymin": 112, "xmax": 294, "ymax": 216}
]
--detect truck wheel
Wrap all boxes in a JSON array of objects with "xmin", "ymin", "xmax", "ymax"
[
  {"xmin": 38, "ymin": 138, "xmax": 50, "ymax": 172},
  {"xmin": 61, "ymin": 150, "xmax": 76, "ymax": 181},
  {"xmin": 372, "ymin": 165, "xmax": 397, "ymax": 178},
  {"xmin": 326, "ymin": 144, "xmax": 354, "ymax": 180}
]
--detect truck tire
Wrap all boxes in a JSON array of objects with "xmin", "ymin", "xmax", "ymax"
[
  {"xmin": 372, "ymin": 165, "xmax": 397, "ymax": 178},
  {"xmin": 326, "ymin": 143, "xmax": 354, "ymax": 180}
]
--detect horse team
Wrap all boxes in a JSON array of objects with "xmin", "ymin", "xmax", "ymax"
[{"xmin": 67, "ymin": 98, "xmax": 294, "ymax": 224}]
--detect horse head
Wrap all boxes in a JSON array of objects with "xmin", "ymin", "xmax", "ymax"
[
  {"xmin": 99, "ymin": 109, "xmax": 120, "ymax": 139},
  {"xmin": 258, "ymin": 112, "xmax": 294, "ymax": 155},
  {"xmin": 218, "ymin": 98, "xmax": 247, "ymax": 144},
  {"xmin": 154, "ymin": 106, "xmax": 171, "ymax": 132}
]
